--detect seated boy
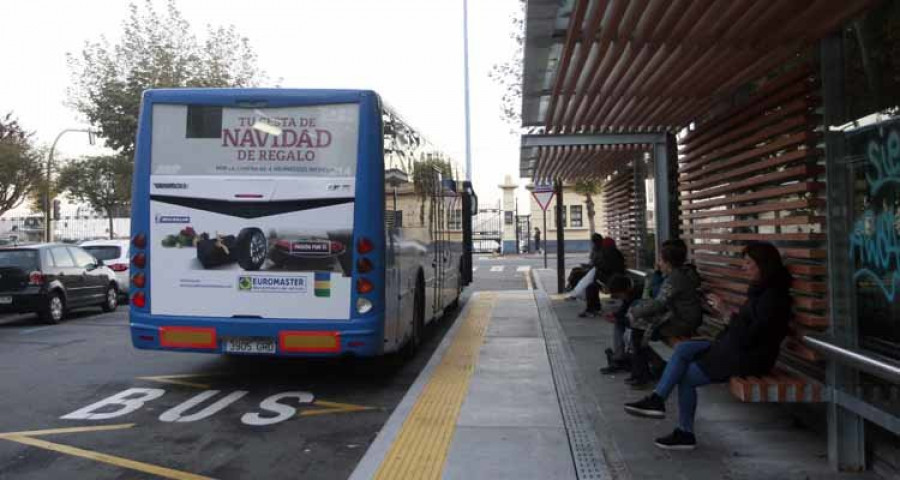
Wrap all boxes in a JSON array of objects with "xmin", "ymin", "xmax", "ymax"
[{"xmin": 599, "ymin": 274, "xmax": 643, "ymax": 374}]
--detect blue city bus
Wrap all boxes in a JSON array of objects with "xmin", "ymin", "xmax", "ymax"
[{"xmin": 129, "ymin": 89, "xmax": 474, "ymax": 357}]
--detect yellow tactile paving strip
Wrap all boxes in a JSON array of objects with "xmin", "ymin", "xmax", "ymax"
[{"xmin": 374, "ymin": 292, "xmax": 496, "ymax": 480}]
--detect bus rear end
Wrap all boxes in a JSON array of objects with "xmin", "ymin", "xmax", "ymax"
[{"xmin": 129, "ymin": 89, "xmax": 385, "ymax": 357}]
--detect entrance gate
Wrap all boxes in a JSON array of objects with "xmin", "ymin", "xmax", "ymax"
[{"xmin": 472, "ymin": 208, "xmax": 501, "ymax": 253}]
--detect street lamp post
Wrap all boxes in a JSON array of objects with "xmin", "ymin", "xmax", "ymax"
[
  {"xmin": 44, "ymin": 128, "xmax": 96, "ymax": 242},
  {"xmin": 463, "ymin": 0, "xmax": 472, "ymax": 181}
]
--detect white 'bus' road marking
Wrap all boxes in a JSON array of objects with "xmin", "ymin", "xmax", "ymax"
[
  {"xmin": 60, "ymin": 388, "xmax": 372, "ymax": 426},
  {"xmin": 490, "ymin": 266, "xmax": 504, "ymax": 272},
  {"xmin": 20, "ymin": 326, "xmax": 51, "ymax": 335}
]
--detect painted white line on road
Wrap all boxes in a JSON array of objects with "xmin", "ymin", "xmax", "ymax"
[
  {"xmin": 472, "ymin": 266, "xmax": 478, "ymax": 272},
  {"xmin": 516, "ymin": 266, "xmax": 531, "ymax": 272},
  {"xmin": 490, "ymin": 266, "xmax": 504, "ymax": 272}
]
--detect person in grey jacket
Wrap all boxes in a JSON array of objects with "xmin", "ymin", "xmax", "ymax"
[{"xmin": 625, "ymin": 241, "xmax": 703, "ymax": 387}]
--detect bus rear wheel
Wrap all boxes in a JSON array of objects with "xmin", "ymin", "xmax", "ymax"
[{"xmin": 404, "ymin": 280, "xmax": 425, "ymax": 358}]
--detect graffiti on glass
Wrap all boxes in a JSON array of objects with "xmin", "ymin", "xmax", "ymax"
[{"xmin": 851, "ymin": 126, "xmax": 900, "ymax": 301}]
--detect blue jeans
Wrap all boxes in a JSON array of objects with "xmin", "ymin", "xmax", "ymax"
[
  {"xmin": 612, "ymin": 297, "xmax": 635, "ymax": 358},
  {"xmin": 653, "ymin": 341, "xmax": 713, "ymax": 433}
]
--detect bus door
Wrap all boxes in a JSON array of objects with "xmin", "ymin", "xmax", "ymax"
[
  {"xmin": 430, "ymin": 172, "xmax": 444, "ymax": 318},
  {"xmin": 384, "ymin": 179, "xmax": 401, "ymax": 347},
  {"xmin": 439, "ymin": 180, "xmax": 457, "ymax": 306}
]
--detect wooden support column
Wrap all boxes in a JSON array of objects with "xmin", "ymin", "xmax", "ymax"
[{"xmin": 555, "ymin": 179, "xmax": 565, "ymax": 293}]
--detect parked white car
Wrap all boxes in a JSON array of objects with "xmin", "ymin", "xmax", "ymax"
[{"xmin": 80, "ymin": 239, "xmax": 130, "ymax": 294}]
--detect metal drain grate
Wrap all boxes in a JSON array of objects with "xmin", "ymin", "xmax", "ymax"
[{"xmin": 533, "ymin": 277, "xmax": 613, "ymax": 480}]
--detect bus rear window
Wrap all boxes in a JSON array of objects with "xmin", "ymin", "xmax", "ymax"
[{"xmin": 151, "ymin": 103, "xmax": 360, "ymax": 177}]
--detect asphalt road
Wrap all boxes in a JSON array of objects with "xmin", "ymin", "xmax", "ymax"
[{"xmin": 0, "ymin": 253, "xmax": 582, "ymax": 479}]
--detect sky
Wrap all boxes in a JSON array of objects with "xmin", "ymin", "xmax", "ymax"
[{"xmin": 0, "ymin": 0, "xmax": 527, "ymax": 210}]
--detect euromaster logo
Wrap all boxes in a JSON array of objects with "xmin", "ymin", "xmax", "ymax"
[{"xmin": 237, "ymin": 275, "xmax": 307, "ymax": 293}]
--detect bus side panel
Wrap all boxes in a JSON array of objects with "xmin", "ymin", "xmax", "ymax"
[
  {"xmin": 130, "ymin": 91, "xmax": 155, "ymax": 307},
  {"xmin": 352, "ymin": 92, "xmax": 386, "ymax": 353}
]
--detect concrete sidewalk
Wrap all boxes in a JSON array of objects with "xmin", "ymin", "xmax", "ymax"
[
  {"xmin": 349, "ymin": 269, "xmax": 877, "ymax": 480},
  {"xmin": 534, "ymin": 268, "xmax": 877, "ymax": 480},
  {"xmin": 350, "ymin": 289, "xmax": 587, "ymax": 479}
]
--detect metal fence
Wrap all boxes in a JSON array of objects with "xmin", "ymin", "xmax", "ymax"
[
  {"xmin": 472, "ymin": 208, "xmax": 502, "ymax": 253},
  {"xmin": 0, "ymin": 216, "xmax": 131, "ymax": 244}
]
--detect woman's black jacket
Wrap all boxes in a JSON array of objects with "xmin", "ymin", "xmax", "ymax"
[{"xmin": 697, "ymin": 270, "xmax": 792, "ymax": 382}]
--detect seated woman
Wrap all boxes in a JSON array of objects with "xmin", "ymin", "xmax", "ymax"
[
  {"xmin": 623, "ymin": 242, "xmax": 793, "ymax": 450},
  {"xmin": 625, "ymin": 242, "xmax": 703, "ymax": 387}
]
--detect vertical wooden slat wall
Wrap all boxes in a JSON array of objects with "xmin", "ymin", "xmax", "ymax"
[
  {"xmin": 678, "ymin": 65, "xmax": 827, "ymax": 377},
  {"xmin": 603, "ymin": 171, "xmax": 637, "ymax": 268}
]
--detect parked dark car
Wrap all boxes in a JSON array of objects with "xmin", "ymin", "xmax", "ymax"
[{"xmin": 0, "ymin": 244, "xmax": 120, "ymax": 324}]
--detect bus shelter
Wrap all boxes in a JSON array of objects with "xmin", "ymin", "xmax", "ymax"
[{"xmin": 520, "ymin": 0, "xmax": 899, "ymax": 473}]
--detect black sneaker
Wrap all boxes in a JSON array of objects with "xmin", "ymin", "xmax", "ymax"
[
  {"xmin": 654, "ymin": 429, "xmax": 696, "ymax": 450},
  {"xmin": 624, "ymin": 375, "xmax": 650, "ymax": 385},
  {"xmin": 599, "ymin": 363, "xmax": 628, "ymax": 375},
  {"xmin": 624, "ymin": 393, "xmax": 666, "ymax": 418},
  {"xmin": 629, "ymin": 380, "xmax": 653, "ymax": 391},
  {"xmin": 577, "ymin": 310, "xmax": 599, "ymax": 318}
]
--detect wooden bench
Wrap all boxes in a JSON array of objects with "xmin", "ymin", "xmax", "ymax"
[{"xmin": 648, "ymin": 315, "xmax": 825, "ymax": 403}]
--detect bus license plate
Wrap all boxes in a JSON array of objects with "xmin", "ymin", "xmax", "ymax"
[
  {"xmin": 0, "ymin": 297, "xmax": 10, "ymax": 304},
  {"xmin": 223, "ymin": 337, "xmax": 276, "ymax": 354}
]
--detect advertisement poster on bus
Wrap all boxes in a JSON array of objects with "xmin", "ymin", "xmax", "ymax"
[{"xmin": 147, "ymin": 104, "xmax": 359, "ymax": 319}]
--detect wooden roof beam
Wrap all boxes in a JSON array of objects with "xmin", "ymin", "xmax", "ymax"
[
  {"xmin": 568, "ymin": 0, "xmax": 627, "ymax": 128},
  {"xmin": 556, "ymin": 0, "xmax": 608, "ymax": 131},
  {"xmin": 544, "ymin": 0, "xmax": 589, "ymax": 133}
]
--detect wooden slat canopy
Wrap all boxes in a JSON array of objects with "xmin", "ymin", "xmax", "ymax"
[
  {"xmin": 520, "ymin": 0, "xmax": 877, "ymax": 183},
  {"xmin": 523, "ymin": 143, "xmax": 650, "ymax": 184}
]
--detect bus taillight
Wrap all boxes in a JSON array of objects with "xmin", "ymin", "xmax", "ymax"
[
  {"xmin": 357, "ymin": 257, "xmax": 374, "ymax": 273},
  {"xmin": 357, "ymin": 278, "xmax": 374, "ymax": 294},
  {"xmin": 357, "ymin": 237, "xmax": 374, "ymax": 254},
  {"xmin": 132, "ymin": 233, "xmax": 147, "ymax": 249},
  {"xmin": 132, "ymin": 273, "xmax": 146, "ymax": 289},
  {"xmin": 132, "ymin": 253, "xmax": 146, "ymax": 269},
  {"xmin": 132, "ymin": 291, "xmax": 146, "ymax": 308}
]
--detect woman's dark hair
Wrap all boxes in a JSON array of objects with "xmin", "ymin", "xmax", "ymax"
[
  {"xmin": 743, "ymin": 242, "xmax": 791, "ymax": 287},
  {"xmin": 661, "ymin": 243, "xmax": 687, "ymax": 267}
]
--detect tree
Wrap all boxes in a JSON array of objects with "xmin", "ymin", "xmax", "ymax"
[
  {"xmin": 488, "ymin": 0, "xmax": 526, "ymax": 129},
  {"xmin": 66, "ymin": 0, "xmax": 266, "ymax": 156},
  {"xmin": 412, "ymin": 157, "xmax": 454, "ymax": 225},
  {"xmin": 0, "ymin": 113, "xmax": 43, "ymax": 218},
  {"xmin": 574, "ymin": 179, "xmax": 602, "ymax": 234},
  {"xmin": 57, "ymin": 155, "xmax": 133, "ymax": 239}
]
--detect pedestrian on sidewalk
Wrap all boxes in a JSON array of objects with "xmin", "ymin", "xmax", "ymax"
[
  {"xmin": 534, "ymin": 227, "xmax": 542, "ymax": 254},
  {"xmin": 624, "ymin": 240, "xmax": 702, "ymax": 388},
  {"xmin": 623, "ymin": 242, "xmax": 793, "ymax": 451}
]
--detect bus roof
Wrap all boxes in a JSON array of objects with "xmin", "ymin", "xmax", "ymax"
[{"xmin": 142, "ymin": 88, "xmax": 377, "ymax": 106}]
